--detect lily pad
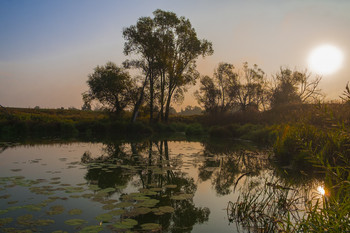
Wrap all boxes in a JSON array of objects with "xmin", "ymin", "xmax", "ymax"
[
  {"xmin": 141, "ymin": 223, "xmax": 161, "ymax": 230},
  {"xmin": 164, "ymin": 184, "xmax": 177, "ymax": 189},
  {"xmin": 95, "ymin": 213, "xmax": 113, "ymax": 222},
  {"xmin": 80, "ymin": 225, "xmax": 103, "ymax": 233},
  {"xmin": 116, "ymin": 202, "xmax": 133, "ymax": 208},
  {"xmin": 0, "ymin": 217, "xmax": 13, "ymax": 225},
  {"xmin": 46, "ymin": 205, "xmax": 64, "ymax": 215},
  {"xmin": 11, "ymin": 169, "xmax": 22, "ymax": 172},
  {"xmin": 102, "ymin": 204, "xmax": 116, "ymax": 210},
  {"xmin": 36, "ymin": 219, "xmax": 55, "ymax": 226},
  {"xmin": 108, "ymin": 209, "xmax": 125, "ymax": 216},
  {"xmin": 113, "ymin": 219, "xmax": 138, "ymax": 229},
  {"xmin": 170, "ymin": 193, "xmax": 193, "ymax": 200},
  {"xmin": 136, "ymin": 199, "xmax": 159, "ymax": 208},
  {"xmin": 158, "ymin": 206, "xmax": 175, "ymax": 213},
  {"xmin": 68, "ymin": 209, "xmax": 82, "ymax": 215},
  {"xmin": 64, "ymin": 218, "xmax": 87, "ymax": 226}
]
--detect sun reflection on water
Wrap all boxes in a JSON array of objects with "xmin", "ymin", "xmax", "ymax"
[{"xmin": 317, "ymin": 186, "xmax": 325, "ymax": 196}]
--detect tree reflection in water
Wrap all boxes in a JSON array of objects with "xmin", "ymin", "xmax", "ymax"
[{"xmin": 81, "ymin": 140, "xmax": 210, "ymax": 232}]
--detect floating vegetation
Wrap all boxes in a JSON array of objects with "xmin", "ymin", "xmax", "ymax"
[
  {"xmin": 80, "ymin": 225, "xmax": 103, "ymax": 233},
  {"xmin": 16, "ymin": 214, "xmax": 54, "ymax": 226},
  {"xmin": 108, "ymin": 209, "xmax": 125, "ymax": 216},
  {"xmin": 64, "ymin": 218, "xmax": 87, "ymax": 226},
  {"xmin": 10, "ymin": 169, "xmax": 22, "ymax": 172},
  {"xmin": 46, "ymin": 205, "xmax": 64, "ymax": 215},
  {"xmin": 95, "ymin": 213, "xmax": 113, "ymax": 222},
  {"xmin": 0, "ymin": 217, "xmax": 13, "ymax": 226},
  {"xmin": 140, "ymin": 223, "xmax": 161, "ymax": 230},
  {"xmin": 68, "ymin": 209, "xmax": 82, "ymax": 215},
  {"xmin": 170, "ymin": 193, "xmax": 194, "ymax": 200},
  {"xmin": 113, "ymin": 219, "xmax": 138, "ymax": 229},
  {"xmin": 102, "ymin": 204, "xmax": 116, "ymax": 210},
  {"xmin": 0, "ymin": 194, "xmax": 11, "ymax": 199}
]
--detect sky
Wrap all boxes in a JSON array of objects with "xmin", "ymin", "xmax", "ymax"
[{"xmin": 1, "ymin": 0, "xmax": 350, "ymax": 110}]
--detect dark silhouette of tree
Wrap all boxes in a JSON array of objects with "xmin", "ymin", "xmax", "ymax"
[
  {"xmin": 84, "ymin": 62, "xmax": 134, "ymax": 116},
  {"xmin": 196, "ymin": 63, "xmax": 238, "ymax": 113},
  {"xmin": 196, "ymin": 62, "xmax": 269, "ymax": 113},
  {"xmin": 271, "ymin": 68, "xmax": 322, "ymax": 108},
  {"xmin": 123, "ymin": 9, "xmax": 213, "ymax": 122}
]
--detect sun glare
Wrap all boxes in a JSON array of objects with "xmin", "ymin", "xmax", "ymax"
[
  {"xmin": 317, "ymin": 186, "xmax": 326, "ymax": 196},
  {"xmin": 308, "ymin": 44, "xmax": 344, "ymax": 75}
]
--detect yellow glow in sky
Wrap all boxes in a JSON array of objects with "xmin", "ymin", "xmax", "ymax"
[{"xmin": 308, "ymin": 44, "xmax": 344, "ymax": 75}]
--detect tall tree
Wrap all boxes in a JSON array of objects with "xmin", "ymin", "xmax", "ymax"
[
  {"xmin": 123, "ymin": 9, "xmax": 213, "ymax": 122},
  {"xmin": 235, "ymin": 62, "xmax": 268, "ymax": 111},
  {"xmin": 123, "ymin": 16, "xmax": 160, "ymax": 123},
  {"xmin": 84, "ymin": 62, "xmax": 133, "ymax": 116}
]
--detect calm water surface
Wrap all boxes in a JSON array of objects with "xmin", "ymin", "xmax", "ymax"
[{"xmin": 0, "ymin": 140, "xmax": 323, "ymax": 232}]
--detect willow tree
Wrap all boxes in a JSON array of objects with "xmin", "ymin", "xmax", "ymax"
[{"xmin": 123, "ymin": 9, "xmax": 213, "ymax": 122}]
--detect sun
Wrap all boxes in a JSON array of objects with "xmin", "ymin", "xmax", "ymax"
[{"xmin": 308, "ymin": 44, "xmax": 344, "ymax": 75}]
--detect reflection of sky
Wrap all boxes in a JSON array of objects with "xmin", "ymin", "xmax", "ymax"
[
  {"xmin": 1, "ymin": 0, "xmax": 350, "ymax": 109},
  {"xmin": 0, "ymin": 141, "xmax": 329, "ymax": 232}
]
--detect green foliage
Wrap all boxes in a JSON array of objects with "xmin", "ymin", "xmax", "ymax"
[
  {"xmin": 185, "ymin": 123, "xmax": 204, "ymax": 136},
  {"xmin": 84, "ymin": 62, "xmax": 134, "ymax": 115}
]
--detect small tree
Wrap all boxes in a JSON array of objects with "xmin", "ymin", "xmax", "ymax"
[
  {"xmin": 271, "ymin": 68, "xmax": 322, "ymax": 108},
  {"xmin": 84, "ymin": 62, "xmax": 134, "ymax": 116}
]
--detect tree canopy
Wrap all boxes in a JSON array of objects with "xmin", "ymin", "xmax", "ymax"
[{"xmin": 84, "ymin": 62, "xmax": 134, "ymax": 116}]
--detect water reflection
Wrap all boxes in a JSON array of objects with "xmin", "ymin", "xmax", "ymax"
[
  {"xmin": 81, "ymin": 140, "xmax": 210, "ymax": 232},
  {"xmin": 0, "ymin": 139, "xmax": 326, "ymax": 233}
]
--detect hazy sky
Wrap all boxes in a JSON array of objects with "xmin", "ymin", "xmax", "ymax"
[{"xmin": 1, "ymin": 0, "xmax": 349, "ymax": 110}]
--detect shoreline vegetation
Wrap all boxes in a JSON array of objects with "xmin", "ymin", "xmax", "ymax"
[{"xmin": 1, "ymin": 104, "xmax": 350, "ymax": 231}]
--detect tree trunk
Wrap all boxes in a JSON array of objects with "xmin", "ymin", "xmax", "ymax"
[
  {"xmin": 131, "ymin": 75, "xmax": 148, "ymax": 123},
  {"xmin": 149, "ymin": 72, "xmax": 154, "ymax": 124}
]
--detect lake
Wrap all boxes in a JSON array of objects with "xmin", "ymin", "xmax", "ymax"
[{"xmin": 0, "ymin": 139, "xmax": 325, "ymax": 232}]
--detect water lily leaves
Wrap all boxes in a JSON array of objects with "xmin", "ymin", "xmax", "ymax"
[
  {"xmin": 164, "ymin": 184, "xmax": 177, "ymax": 189},
  {"xmin": 141, "ymin": 223, "xmax": 161, "ymax": 230},
  {"xmin": 0, "ymin": 210, "xmax": 9, "ymax": 215},
  {"xmin": 7, "ymin": 201, "xmax": 18, "ymax": 205},
  {"xmin": 102, "ymin": 204, "xmax": 116, "ymax": 210},
  {"xmin": 170, "ymin": 193, "xmax": 194, "ymax": 200},
  {"xmin": 47, "ymin": 205, "xmax": 64, "ymax": 215},
  {"xmin": 116, "ymin": 202, "xmax": 133, "ymax": 208},
  {"xmin": 11, "ymin": 169, "xmax": 22, "ymax": 172},
  {"xmin": 35, "ymin": 219, "xmax": 55, "ymax": 226},
  {"xmin": 24, "ymin": 204, "xmax": 42, "ymax": 211},
  {"xmin": 99, "ymin": 187, "xmax": 116, "ymax": 193},
  {"xmin": 149, "ymin": 187, "xmax": 162, "ymax": 192},
  {"xmin": 0, "ymin": 217, "xmax": 13, "ymax": 226},
  {"xmin": 80, "ymin": 225, "xmax": 103, "ymax": 233},
  {"xmin": 136, "ymin": 199, "xmax": 159, "ymax": 208},
  {"xmin": 95, "ymin": 213, "xmax": 113, "ymax": 222},
  {"xmin": 17, "ymin": 214, "xmax": 34, "ymax": 225},
  {"xmin": 64, "ymin": 218, "xmax": 87, "ymax": 226},
  {"xmin": 108, "ymin": 209, "xmax": 125, "ymax": 216},
  {"xmin": 0, "ymin": 194, "xmax": 11, "ymax": 199},
  {"xmin": 50, "ymin": 177, "xmax": 61, "ymax": 181},
  {"xmin": 113, "ymin": 219, "xmax": 138, "ymax": 229},
  {"xmin": 64, "ymin": 186, "xmax": 84, "ymax": 193},
  {"xmin": 131, "ymin": 207, "xmax": 152, "ymax": 215},
  {"xmin": 158, "ymin": 206, "xmax": 175, "ymax": 213},
  {"xmin": 68, "ymin": 209, "xmax": 82, "ymax": 215},
  {"xmin": 88, "ymin": 185, "xmax": 100, "ymax": 191}
]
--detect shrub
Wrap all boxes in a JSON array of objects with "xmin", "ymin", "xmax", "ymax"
[{"xmin": 185, "ymin": 123, "xmax": 204, "ymax": 136}]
